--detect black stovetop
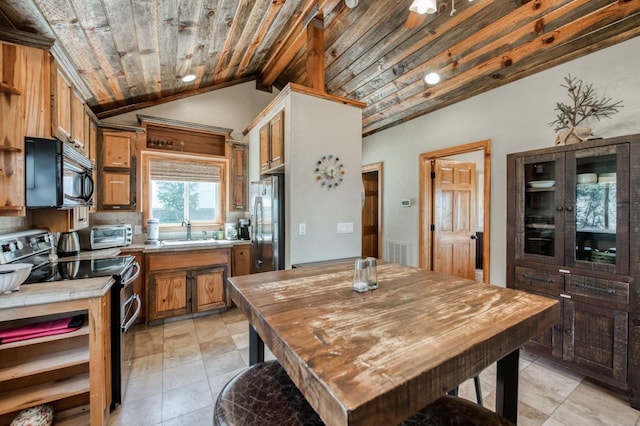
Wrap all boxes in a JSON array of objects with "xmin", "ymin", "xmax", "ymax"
[{"xmin": 24, "ymin": 256, "xmax": 135, "ymax": 284}]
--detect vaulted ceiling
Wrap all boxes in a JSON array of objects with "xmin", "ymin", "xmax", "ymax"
[{"xmin": 1, "ymin": 0, "xmax": 638, "ymax": 136}]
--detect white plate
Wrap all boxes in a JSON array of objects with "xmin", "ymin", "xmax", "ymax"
[
  {"xmin": 599, "ymin": 176, "xmax": 616, "ymax": 184},
  {"xmin": 529, "ymin": 180, "xmax": 555, "ymax": 188}
]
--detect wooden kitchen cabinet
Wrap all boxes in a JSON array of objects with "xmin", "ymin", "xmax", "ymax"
[
  {"xmin": 231, "ymin": 142, "xmax": 248, "ymax": 210},
  {"xmin": 52, "ymin": 65, "xmax": 72, "ymax": 142},
  {"xmin": 98, "ymin": 128, "xmax": 138, "ymax": 211},
  {"xmin": 232, "ymin": 244, "xmax": 252, "ymax": 277},
  {"xmin": 31, "ymin": 206, "xmax": 90, "ymax": 232},
  {"xmin": 507, "ymin": 133, "xmax": 640, "ymax": 407},
  {"xmin": 193, "ymin": 267, "xmax": 226, "ymax": 312},
  {"xmin": 259, "ymin": 109, "xmax": 285, "ymax": 174},
  {"xmin": 146, "ymin": 248, "xmax": 230, "ymax": 322}
]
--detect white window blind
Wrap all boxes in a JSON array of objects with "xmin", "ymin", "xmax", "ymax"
[{"xmin": 149, "ymin": 158, "xmax": 221, "ymax": 182}]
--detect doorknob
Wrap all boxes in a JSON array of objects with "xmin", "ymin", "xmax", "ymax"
[{"xmin": 470, "ymin": 235, "xmax": 477, "ymax": 240}]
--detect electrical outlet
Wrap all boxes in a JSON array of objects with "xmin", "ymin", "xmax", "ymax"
[
  {"xmin": 134, "ymin": 225, "xmax": 142, "ymax": 235},
  {"xmin": 299, "ymin": 223, "xmax": 306, "ymax": 235}
]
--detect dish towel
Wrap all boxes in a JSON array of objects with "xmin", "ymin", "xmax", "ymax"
[{"xmin": 0, "ymin": 315, "xmax": 84, "ymax": 344}]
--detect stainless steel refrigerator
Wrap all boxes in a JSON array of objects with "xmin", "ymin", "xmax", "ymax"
[{"xmin": 250, "ymin": 176, "xmax": 285, "ymax": 273}]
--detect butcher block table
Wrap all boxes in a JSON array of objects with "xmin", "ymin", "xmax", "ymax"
[{"xmin": 227, "ymin": 261, "xmax": 559, "ymax": 425}]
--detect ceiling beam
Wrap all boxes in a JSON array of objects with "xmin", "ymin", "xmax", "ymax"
[
  {"xmin": 260, "ymin": 0, "xmax": 341, "ymax": 87},
  {"xmin": 306, "ymin": 17, "xmax": 325, "ymax": 90}
]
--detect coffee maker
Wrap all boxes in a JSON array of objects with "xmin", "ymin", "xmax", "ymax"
[{"xmin": 238, "ymin": 218, "xmax": 250, "ymax": 240}]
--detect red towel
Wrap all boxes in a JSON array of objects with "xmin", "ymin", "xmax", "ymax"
[{"xmin": 0, "ymin": 315, "xmax": 84, "ymax": 344}]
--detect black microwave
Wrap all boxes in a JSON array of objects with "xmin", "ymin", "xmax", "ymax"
[{"xmin": 25, "ymin": 137, "xmax": 94, "ymax": 208}]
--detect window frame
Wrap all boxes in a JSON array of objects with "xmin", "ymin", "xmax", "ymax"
[{"xmin": 141, "ymin": 151, "xmax": 228, "ymax": 232}]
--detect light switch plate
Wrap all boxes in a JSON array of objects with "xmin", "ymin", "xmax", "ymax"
[
  {"xmin": 337, "ymin": 223, "xmax": 354, "ymax": 234},
  {"xmin": 299, "ymin": 223, "xmax": 307, "ymax": 235}
]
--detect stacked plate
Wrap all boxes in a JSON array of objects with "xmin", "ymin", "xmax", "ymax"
[
  {"xmin": 577, "ymin": 173, "xmax": 597, "ymax": 184},
  {"xmin": 598, "ymin": 172, "xmax": 616, "ymax": 184}
]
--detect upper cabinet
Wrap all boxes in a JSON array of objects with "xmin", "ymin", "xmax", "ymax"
[
  {"xmin": 97, "ymin": 128, "xmax": 141, "ymax": 211},
  {"xmin": 0, "ymin": 42, "xmax": 50, "ymax": 216},
  {"xmin": 511, "ymin": 142, "xmax": 630, "ymax": 275},
  {"xmin": 259, "ymin": 110, "xmax": 285, "ymax": 174},
  {"xmin": 231, "ymin": 142, "xmax": 248, "ymax": 210}
]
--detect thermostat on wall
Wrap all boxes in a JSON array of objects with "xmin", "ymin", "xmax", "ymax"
[{"xmin": 401, "ymin": 199, "xmax": 413, "ymax": 207}]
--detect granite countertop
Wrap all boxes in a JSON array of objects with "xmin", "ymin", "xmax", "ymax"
[
  {"xmin": 121, "ymin": 239, "xmax": 251, "ymax": 253},
  {"xmin": 0, "ymin": 276, "xmax": 114, "ymax": 310}
]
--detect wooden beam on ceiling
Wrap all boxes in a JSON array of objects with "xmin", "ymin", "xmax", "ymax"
[
  {"xmin": 306, "ymin": 17, "xmax": 325, "ymax": 90},
  {"xmin": 260, "ymin": 0, "xmax": 341, "ymax": 87}
]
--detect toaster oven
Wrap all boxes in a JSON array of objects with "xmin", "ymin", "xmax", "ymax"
[{"xmin": 90, "ymin": 224, "xmax": 132, "ymax": 250}]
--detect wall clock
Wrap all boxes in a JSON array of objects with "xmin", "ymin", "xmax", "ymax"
[{"xmin": 315, "ymin": 155, "xmax": 344, "ymax": 190}]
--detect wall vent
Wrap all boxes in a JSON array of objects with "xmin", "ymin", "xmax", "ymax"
[{"xmin": 387, "ymin": 240, "xmax": 409, "ymax": 265}]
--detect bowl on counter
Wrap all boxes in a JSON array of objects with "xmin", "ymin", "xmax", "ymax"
[
  {"xmin": 528, "ymin": 180, "xmax": 555, "ymax": 188},
  {"xmin": 0, "ymin": 263, "xmax": 32, "ymax": 294},
  {"xmin": 577, "ymin": 173, "xmax": 598, "ymax": 184}
]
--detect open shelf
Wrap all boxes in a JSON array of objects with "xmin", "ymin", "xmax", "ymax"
[
  {"xmin": 0, "ymin": 324, "xmax": 89, "ymax": 350},
  {"xmin": 0, "ymin": 346, "xmax": 89, "ymax": 381},
  {"xmin": 0, "ymin": 82, "xmax": 21, "ymax": 95},
  {"xmin": 0, "ymin": 373, "xmax": 89, "ymax": 415}
]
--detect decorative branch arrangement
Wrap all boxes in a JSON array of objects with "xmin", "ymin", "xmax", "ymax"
[{"xmin": 549, "ymin": 75, "xmax": 623, "ymax": 132}]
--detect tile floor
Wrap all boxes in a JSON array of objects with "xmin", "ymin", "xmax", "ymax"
[{"xmin": 108, "ymin": 308, "xmax": 640, "ymax": 426}]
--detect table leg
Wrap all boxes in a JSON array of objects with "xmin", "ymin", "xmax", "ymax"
[
  {"xmin": 496, "ymin": 348, "xmax": 519, "ymax": 424},
  {"xmin": 249, "ymin": 325, "xmax": 264, "ymax": 365}
]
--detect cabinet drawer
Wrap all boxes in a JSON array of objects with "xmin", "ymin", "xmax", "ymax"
[
  {"xmin": 514, "ymin": 266, "xmax": 563, "ymax": 293},
  {"xmin": 565, "ymin": 275, "xmax": 629, "ymax": 306}
]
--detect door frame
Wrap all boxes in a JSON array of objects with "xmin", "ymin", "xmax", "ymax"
[
  {"xmin": 362, "ymin": 162, "xmax": 383, "ymax": 259},
  {"xmin": 419, "ymin": 140, "xmax": 491, "ymax": 282}
]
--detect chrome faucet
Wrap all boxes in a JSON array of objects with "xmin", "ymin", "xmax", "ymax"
[{"xmin": 181, "ymin": 219, "xmax": 191, "ymax": 240}]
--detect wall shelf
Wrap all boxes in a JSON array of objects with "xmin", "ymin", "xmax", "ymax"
[{"xmin": 0, "ymin": 82, "xmax": 21, "ymax": 95}]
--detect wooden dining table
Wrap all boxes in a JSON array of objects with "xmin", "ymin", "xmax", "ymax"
[{"xmin": 227, "ymin": 261, "xmax": 560, "ymax": 426}]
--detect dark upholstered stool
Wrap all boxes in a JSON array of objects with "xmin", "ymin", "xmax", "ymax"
[
  {"xmin": 214, "ymin": 360, "xmax": 323, "ymax": 426},
  {"xmin": 214, "ymin": 360, "xmax": 513, "ymax": 426}
]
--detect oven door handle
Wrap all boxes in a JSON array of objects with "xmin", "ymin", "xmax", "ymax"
[
  {"xmin": 121, "ymin": 261, "xmax": 141, "ymax": 287},
  {"xmin": 122, "ymin": 293, "xmax": 141, "ymax": 333}
]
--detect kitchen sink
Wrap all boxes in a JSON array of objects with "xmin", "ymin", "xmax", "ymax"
[{"xmin": 159, "ymin": 239, "xmax": 232, "ymax": 247}]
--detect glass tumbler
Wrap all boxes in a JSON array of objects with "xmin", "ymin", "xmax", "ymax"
[
  {"xmin": 366, "ymin": 257, "xmax": 378, "ymax": 289},
  {"xmin": 352, "ymin": 259, "xmax": 369, "ymax": 293}
]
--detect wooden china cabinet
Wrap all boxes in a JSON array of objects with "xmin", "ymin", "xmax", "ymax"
[{"xmin": 506, "ymin": 133, "xmax": 640, "ymax": 408}]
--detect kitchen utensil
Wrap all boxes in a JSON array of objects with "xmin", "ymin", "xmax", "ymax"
[
  {"xmin": 528, "ymin": 180, "xmax": 555, "ymax": 188},
  {"xmin": 57, "ymin": 231, "xmax": 80, "ymax": 256},
  {"xmin": 0, "ymin": 263, "xmax": 32, "ymax": 294}
]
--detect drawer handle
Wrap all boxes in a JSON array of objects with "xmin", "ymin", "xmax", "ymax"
[
  {"xmin": 522, "ymin": 274, "xmax": 554, "ymax": 283},
  {"xmin": 110, "ymin": 180, "xmax": 125, "ymax": 184},
  {"xmin": 575, "ymin": 283, "xmax": 616, "ymax": 295}
]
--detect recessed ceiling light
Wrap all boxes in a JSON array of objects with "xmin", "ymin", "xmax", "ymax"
[
  {"xmin": 424, "ymin": 72, "xmax": 440, "ymax": 85},
  {"xmin": 181, "ymin": 74, "xmax": 196, "ymax": 82}
]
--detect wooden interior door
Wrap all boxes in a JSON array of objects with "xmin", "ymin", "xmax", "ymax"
[
  {"xmin": 432, "ymin": 159, "xmax": 477, "ymax": 279},
  {"xmin": 362, "ymin": 171, "xmax": 379, "ymax": 258}
]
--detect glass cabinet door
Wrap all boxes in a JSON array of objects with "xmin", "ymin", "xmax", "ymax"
[
  {"xmin": 566, "ymin": 144, "xmax": 629, "ymax": 274},
  {"xmin": 516, "ymin": 153, "xmax": 565, "ymax": 264}
]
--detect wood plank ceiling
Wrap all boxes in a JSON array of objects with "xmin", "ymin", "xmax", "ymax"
[{"xmin": 0, "ymin": 0, "xmax": 638, "ymax": 136}]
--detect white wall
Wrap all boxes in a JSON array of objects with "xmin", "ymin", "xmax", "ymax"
[
  {"xmin": 362, "ymin": 36, "xmax": 640, "ymax": 287},
  {"xmin": 248, "ymin": 90, "xmax": 363, "ymax": 267},
  {"xmin": 103, "ymin": 80, "xmax": 277, "ymax": 141}
]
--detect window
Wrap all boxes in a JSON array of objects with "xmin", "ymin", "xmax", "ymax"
[{"xmin": 144, "ymin": 154, "xmax": 226, "ymax": 227}]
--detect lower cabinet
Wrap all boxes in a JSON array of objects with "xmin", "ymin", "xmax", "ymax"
[
  {"xmin": 513, "ymin": 266, "xmax": 629, "ymax": 390},
  {"xmin": 146, "ymin": 249, "xmax": 230, "ymax": 322},
  {"xmin": 231, "ymin": 244, "xmax": 251, "ymax": 277}
]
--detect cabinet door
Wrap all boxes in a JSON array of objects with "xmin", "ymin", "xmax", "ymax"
[
  {"xmin": 71, "ymin": 206, "xmax": 89, "ymax": 230},
  {"xmin": 192, "ymin": 267, "xmax": 226, "ymax": 313},
  {"xmin": 232, "ymin": 245, "xmax": 252, "ymax": 276},
  {"xmin": 565, "ymin": 143, "xmax": 629, "ymax": 275},
  {"xmin": 515, "ymin": 153, "xmax": 566, "ymax": 265},
  {"xmin": 54, "ymin": 68, "xmax": 72, "ymax": 142},
  {"xmin": 563, "ymin": 299, "xmax": 628, "ymax": 385},
  {"xmin": 102, "ymin": 171, "xmax": 131, "ymax": 207},
  {"xmin": 150, "ymin": 270, "xmax": 189, "ymax": 320},
  {"xmin": 71, "ymin": 91, "xmax": 85, "ymax": 148},
  {"xmin": 269, "ymin": 110, "xmax": 284, "ymax": 169},
  {"xmin": 259, "ymin": 123, "xmax": 270, "ymax": 173},
  {"xmin": 231, "ymin": 143, "xmax": 247, "ymax": 210},
  {"xmin": 102, "ymin": 131, "xmax": 132, "ymax": 168}
]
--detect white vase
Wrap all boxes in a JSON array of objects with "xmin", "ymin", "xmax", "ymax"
[{"xmin": 555, "ymin": 127, "xmax": 592, "ymax": 145}]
